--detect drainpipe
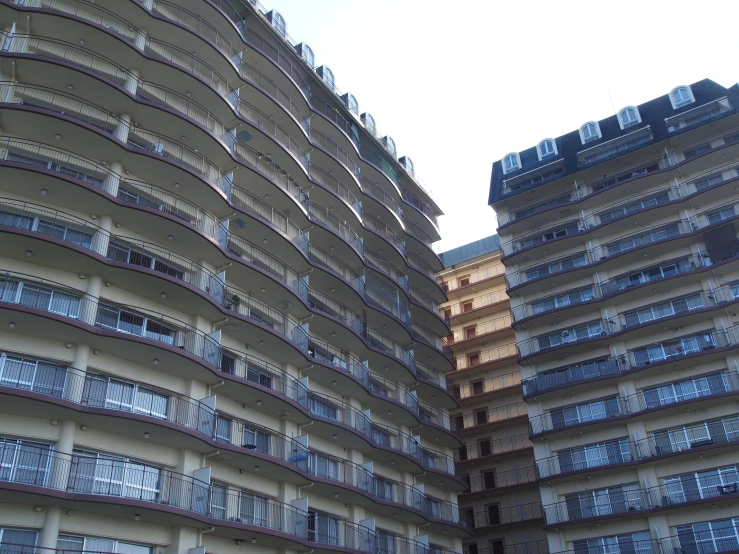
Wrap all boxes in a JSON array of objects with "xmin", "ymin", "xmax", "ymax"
[
  {"xmin": 208, "ymin": 380, "xmax": 224, "ymax": 395},
  {"xmin": 197, "ymin": 527, "xmax": 215, "ymax": 547}
]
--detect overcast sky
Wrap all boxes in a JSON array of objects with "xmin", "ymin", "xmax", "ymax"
[{"xmin": 260, "ymin": 0, "xmax": 737, "ymax": 253}]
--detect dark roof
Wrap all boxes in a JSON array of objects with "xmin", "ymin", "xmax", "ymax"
[
  {"xmin": 488, "ymin": 79, "xmax": 739, "ymax": 205},
  {"xmin": 440, "ymin": 234, "xmax": 500, "ymax": 268}
]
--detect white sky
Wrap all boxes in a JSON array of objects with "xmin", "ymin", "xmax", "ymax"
[{"xmin": 260, "ymin": 0, "xmax": 738, "ymax": 252}]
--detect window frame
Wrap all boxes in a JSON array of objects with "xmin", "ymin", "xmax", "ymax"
[
  {"xmin": 502, "ymin": 152, "xmax": 521, "ymax": 174},
  {"xmin": 579, "ymin": 122, "xmax": 602, "ymax": 144},
  {"xmin": 670, "ymin": 86, "xmax": 695, "ymax": 109},
  {"xmin": 537, "ymin": 139, "xmax": 558, "ymax": 161},
  {"xmin": 618, "ymin": 106, "xmax": 642, "ymax": 130}
]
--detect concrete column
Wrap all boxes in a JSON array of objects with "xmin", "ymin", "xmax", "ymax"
[
  {"xmin": 102, "ymin": 162, "xmax": 123, "ymax": 197},
  {"xmin": 134, "ymin": 29, "xmax": 147, "ymax": 52},
  {"xmin": 124, "ymin": 70, "xmax": 140, "ymax": 96},
  {"xmin": 91, "ymin": 215, "xmax": 113, "ymax": 258},
  {"xmin": 168, "ymin": 527, "xmax": 199, "ymax": 554},
  {"xmin": 37, "ymin": 506, "xmax": 63, "ymax": 550},
  {"xmin": 647, "ymin": 513, "xmax": 671, "ymax": 542},
  {"xmin": 114, "ymin": 113, "xmax": 132, "ymax": 144},
  {"xmin": 66, "ymin": 343, "xmax": 90, "ymax": 403}
]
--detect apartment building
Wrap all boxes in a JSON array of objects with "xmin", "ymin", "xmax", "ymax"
[
  {"xmin": 437, "ymin": 237, "xmax": 548, "ymax": 554},
  {"xmin": 0, "ymin": 2, "xmax": 465, "ymax": 554},
  {"xmin": 489, "ymin": 79, "xmax": 739, "ymax": 554}
]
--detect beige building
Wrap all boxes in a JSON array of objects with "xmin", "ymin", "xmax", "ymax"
[
  {"xmin": 437, "ymin": 237, "xmax": 548, "ymax": 554},
  {"xmin": 489, "ymin": 79, "xmax": 739, "ymax": 554},
  {"xmin": 0, "ymin": 2, "xmax": 466, "ymax": 554}
]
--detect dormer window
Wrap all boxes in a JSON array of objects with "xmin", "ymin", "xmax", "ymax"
[
  {"xmin": 618, "ymin": 107, "xmax": 641, "ymax": 130},
  {"xmin": 319, "ymin": 66, "xmax": 334, "ymax": 91},
  {"xmin": 301, "ymin": 44, "xmax": 314, "ymax": 68},
  {"xmin": 538, "ymin": 139, "xmax": 557, "ymax": 161},
  {"xmin": 361, "ymin": 112, "xmax": 376, "ymax": 136},
  {"xmin": 670, "ymin": 86, "xmax": 695, "ymax": 109},
  {"xmin": 269, "ymin": 11, "xmax": 286, "ymax": 37},
  {"xmin": 502, "ymin": 153, "xmax": 521, "ymax": 174},
  {"xmin": 579, "ymin": 122, "xmax": 602, "ymax": 144},
  {"xmin": 383, "ymin": 136, "xmax": 396, "ymax": 157}
]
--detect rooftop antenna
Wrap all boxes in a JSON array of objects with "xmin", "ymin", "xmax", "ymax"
[{"xmin": 607, "ymin": 89, "xmax": 617, "ymax": 115}]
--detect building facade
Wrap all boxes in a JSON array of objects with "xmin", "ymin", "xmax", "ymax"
[
  {"xmin": 489, "ymin": 79, "xmax": 739, "ymax": 554},
  {"xmin": 438, "ymin": 236, "xmax": 548, "ymax": 554},
  {"xmin": 0, "ymin": 2, "xmax": 465, "ymax": 554}
]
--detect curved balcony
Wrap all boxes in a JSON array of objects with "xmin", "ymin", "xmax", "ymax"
[
  {"xmin": 446, "ymin": 315, "xmax": 512, "ymax": 348},
  {"xmin": 451, "ymin": 343, "xmax": 517, "ymax": 372},
  {"xmin": 465, "ymin": 502, "xmax": 543, "ymax": 530},
  {"xmin": 0, "ymin": 272, "xmax": 461, "ymax": 480},
  {"xmin": 363, "ymin": 248, "xmax": 409, "ymax": 294},
  {"xmin": 412, "ymin": 322, "xmax": 454, "ymax": 372},
  {"xmin": 457, "ymin": 402, "xmax": 527, "ymax": 432},
  {"xmin": 407, "ymin": 251, "xmax": 446, "ymax": 301},
  {"xmin": 523, "ymin": 325, "xmax": 739, "ymax": 400},
  {"xmin": 497, "ymin": 126, "xmax": 739, "ymax": 231},
  {"xmin": 414, "ymin": 361, "xmax": 457, "ymax": 409},
  {"xmin": 0, "ymin": 31, "xmax": 407, "ymax": 248},
  {"xmin": 455, "ymin": 433, "xmax": 532, "ymax": 463},
  {"xmin": 455, "ymin": 370, "xmax": 521, "ymax": 401},
  {"xmin": 0, "ymin": 447, "xmax": 380, "ymax": 554},
  {"xmin": 409, "ymin": 286, "xmax": 448, "ymax": 335},
  {"xmin": 0, "ymin": 195, "xmax": 452, "ymax": 427},
  {"xmin": 463, "ymin": 466, "xmax": 537, "ymax": 495}
]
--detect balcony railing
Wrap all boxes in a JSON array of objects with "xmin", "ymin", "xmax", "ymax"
[
  {"xmin": 443, "ymin": 290, "xmax": 507, "ymax": 318},
  {"xmin": 517, "ymin": 320, "xmax": 619, "ymax": 360},
  {"xmin": 466, "ymin": 502, "xmax": 542, "ymax": 528},
  {"xmin": 415, "ymin": 361, "xmax": 455, "ymax": 396},
  {"xmin": 456, "ymin": 371, "xmax": 521, "ymax": 399},
  {"xmin": 439, "ymin": 265, "xmax": 505, "ymax": 293},
  {"xmin": 364, "ymin": 248, "xmax": 409, "ymax": 292},
  {"xmin": 465, "ymin": 542, "xmax": 549, "ymax": 554},
  {"xmin": 363, "ymin": 211, "xmax": 406, "ymax": 256},
  {"xmin": 523, "ymin": 327, "xmax": 739, "ymax": 397},
  {"xmin": 465, "ymin": 466, "xmax": 537, "ymax": 493},
  {"xmin": 536, "ymin": 440, "xmax": 637, "ymax": 479},
  {"xmin": 455, "ymin": 433, "xmax": 532, "ymax": 462},
  {"xmin": 458, "ymin": 402, "xmax": 527, "ymax": 430},
  {"xmin": 409, "ymin": 286, "xmax": 442, "ymax": 319},
  {"xmin": 452, "ymin": 343, "xmax": 517, "ymax": 371},
  {"xmin": 549, "ymin": 540, "xmax": 661, "ymax": 554},
  {"xmin": 634, "ymin": 416, "xmax": 739, "ymax": 460},
  {"xmin": 512, "ymin": 253, "xmax": 711, "ymax": 323},
  {"xmin": 543, "ymin": 488, "xmax": 650, "ymax": 525},
  {"xmin": 447, "ymin": 315, "xmax": 511, "ymax": 344}
]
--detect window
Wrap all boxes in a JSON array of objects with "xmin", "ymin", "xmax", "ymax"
[
  {"xmin": 243, "ymin": 427, "xmax": 270, "ymax": 454},
  {"xmin": 362, "ymin": 113, "xmax": 376, "ymax": 135},
  {"xmin": 309, "ymin": 396, "xmax": 337, "ymax": 420},
  {"xmin": 463, "ymin": 301, "xmax": 473, "ymax": 313},
  {"xmin": 454, "ymin": 414, "xmax": 464, "ymax": 429},
  {"xmin": 549, "ymin": 396, "xmax": 621, "ymax": 430},
  {"xmin": 652, "ymin": 416, "xmax": 739, "ymax": 455},
  {"xmin": 345, "ymin": 94, "xmax": 358, "ymax": 115},
  {"xmin": 459, "ymin": 275, "xmax": 471, "ymax": 287},
  {"xmin": 475, "ymin": 410, "xmax": 488, "ymax": 426},
  {"xmin": 468, "ymin": 353, "xmax": 480, "ymax": 367},
  {"xmin": 107, "ymin": 242, "xmax": 185, "ymax": 281},
  {"xmin": 0, "ymin": 278, "xmax": 82, "ymax": 318},
  {"xmin": 269, "ymin": 11, "xmax": 286, "ymax": 37},
  {"xmin": 309, "ymin": 451, "xmax": 339, "ymax": 480},
  {"xmin": 377, "ymin": 530, "xmax": 398, "ymax": 554},
  {"xmin": 321, "ymin": 66, "xmax": 335, "ymax": 91},
  {"xmin": 664, "ymin": 465, "xmax": 739, "ymax": 504},
  {"xmin": 531, "ymin": 287, "xmax": 594, "ymax": 315},
  {"xmin": 573, "ymin": 531, "xmax": 652, "ymax": 554},
  {"xmin": 0, "ymin": 438, "xmax": 52, "ymax": 485},
  {"xmin": 502, "ymin": 153, "xmax": 521, "ymax": 174},
  {"xmin": 579, "ymin": 122, "xmax": 602, "ymax": 144},
  {"xmin": 618, "ymin": 107, "xmax": 641, "ymax": 129},
  {"xmin": 0, "ymin": 353, "xmax": 67, "ymax": 397},
  {"xmin": 483, "ymin": 471, "xmax": 496, "ymax": 489},
  {"xmin": 486, "ymin": 504, "xmax": 500, "ymax": 525},
  {"xmin": 556, "ymin": 438, "xmax": 632, "ymax": 473},
  {"xmin": 309, "ymin": 511, "xmax": 340, "ymax": 546},
  {"xmin": 240, "ymin": 491, "xmax": 269, "ymax": 526},
  {"xmin": 676, "ymin": 518, "xmax": 739, "ymax": 554},
  {"xmin": 383, "ymin": 136, "xmax": 397, "ymax": 157},
  {"xmin": 0, "ymin": 528, "xmax": 38, "ymax": 554},
  {"xmin": 489, "ymin": 540, "xmax": 505, "ymax": 554},
  {"xmin": 83, "ymin": 373, "xmax": 168, "ymax": 419},
  {"xmin": 566, "ymin": 483, "xmax": 643, "ymax": 519},
  {"xmin": 472, "ymin": 381, "xmax": 484, "ymax": 395},
  {"xmin": 214, "ymin": 414, "xmax": 232, "ymax": 443},
  {"xmin": 69, "ymin": 450, "xmax": 160, "ymax": 501},
  {"xmin": 299, "ymin": 43, "xmax": 314, "ymax": 67},
  {"xmin": 478, "ymin": 439, "xmax": 491, "ymax": 457},
  {"xmin": 536, "ymin": 321, "xmax": 604, "ymax": 350},
  {"xmin": 210, "ymin": 482, "xmax": 227, "ymax": 519},
  {"xmin": 465, "ymin": 326, "xmax": 477, "ymax": 339},
  {"xmin": 622, "ymin": 293, "xmax": 704, "ymax": 328},
  {"xmin": 374, "ymin": 475, "xmax": 394, "ymax": 500},
  {"xmin": 538, "ymin": 139, "xmax": 557, "ymax": 160},
  {"xmin": 0, "ymin": 208, "xmax": 93, "ymax": 249},
  {"xmin": 670, "ymin": 86, "xmax": 694, "ymax": 109},
  {"xmin": 57, "ymin": 535, "xmax": 152, "ymax": 554},
  {"xmin": 95, "ymin": 304, "xmax": 178, "ymax": 345}
]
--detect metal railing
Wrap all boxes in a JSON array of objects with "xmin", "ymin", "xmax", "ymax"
[
  {"xmin": 536, "ymin": 440, "xmax": 637, "ymax": 479},
  {"xmin": 453, "ymin": 343, "xmax": 517, "ymax": 371},
  {"xmin": 517, "ymin": 320, "xmax": 619, "ymax": 359},
  {"xmin": 363, "ymin": 212, "xmax": 406, "ymax": 256},
  {"xmin": 459, "ymin": 402, "xmax": 527, "ymax": 430},
  {"xmin": 466, "ymin": 466, "xmax": 537, "ymax": 493},
  {"xmin": 364, "ymin": 248, "xmax": 409, "ymax": 292},
  {"xmin": 466, "ymin": 502, "xmax": 542, "ymax": 528},
  {"xmin": 415, "ymin": 361, "xmax": 455, "ymax": 396},
  {"xmin": 543, "ymin": 488, "xmax": 649, "ymax": 525},
  {"xmin": 409, "ymin": 286, "xmax": 442, "ymax": 319},
  {"xmin": 447, "ymin": 315, "xmax": 511, "ymax": 344},
  {"xmin": 465, "ymin": 542, "xmax": 549, "ymax": 554},
  {"xmin": 523, "ymin": 327, "xmax": 739, "ymax": 397},
  {"xmin": 635, "ymin": 416, "xmax": 739, "ymax": 460},
  {"xmin": 406, "ymin": 250, "xmax": 438, "ymax": 281},
  {"xmin": 548, "ymin": 540, "xmax": 661, "ymax": 554},
  {"xmin": 456, "ymin": 371, "xmax": 521, "ymax": 399},
  {"xmin": 444, "ymin": 290, "xmax": 507, "ymax": 318},
  {"xmin": 500, "ymin": 219, "xmax": 587, "ymax": 258},
  {"xmin": 439, "ymin": 265, "xmax": 505, "ymax": 293},
  {"xmin": 455, "ymin": 433, "xmax": 532, "ymax": 462}
]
